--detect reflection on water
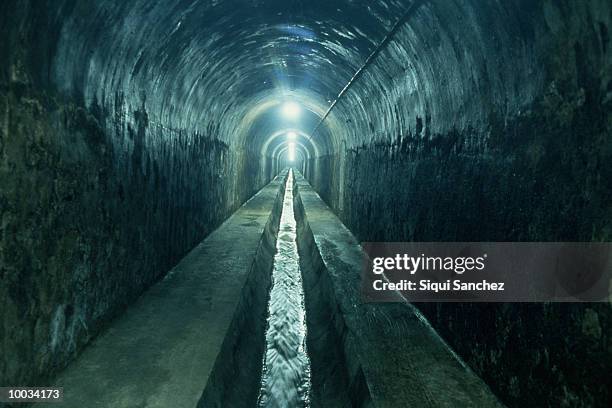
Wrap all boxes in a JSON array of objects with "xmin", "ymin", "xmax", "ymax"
[{"xmin": 258, "ymin": 169, "xmax": 312, "ymax": 408}]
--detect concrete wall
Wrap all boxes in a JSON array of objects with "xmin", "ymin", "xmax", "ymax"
[
  {"xmin": 0, "ymin": 2, "xmax": 270, "ymax": 387},
  {"xmin": 306, "ymin": 1, "xmax": 612, "ymax": 406}
]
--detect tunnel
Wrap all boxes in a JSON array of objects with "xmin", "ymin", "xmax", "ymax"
[{"xmin": 0, "ymin": 0, "xmax": 611, "ymax": 407}]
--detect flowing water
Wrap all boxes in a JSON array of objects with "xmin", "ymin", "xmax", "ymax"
[{"xmin": 258, "ymin": 169, "xmax": 312, "ymax": 408}]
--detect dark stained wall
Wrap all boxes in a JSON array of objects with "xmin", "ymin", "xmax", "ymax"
[
  {"xmin": 306, "ymin": 1, "xmax": 612, "ymax": 406},
  {"xmin": 0, "ymin": 1, "xmax": 269, "ymax": 387}
]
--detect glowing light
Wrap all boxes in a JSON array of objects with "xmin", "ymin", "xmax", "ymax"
[
  {"xmin": 287, "ymin": 131, "xmax": 297, "ymax": 140},
  {"xmin": 288, "ymin": 142, "xmax": 296, "ymax": 161},
  {"xmin": 282, "ymin": 102, "xmax": 301, "ymax": 119}
]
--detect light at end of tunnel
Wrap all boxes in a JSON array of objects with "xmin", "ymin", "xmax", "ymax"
[
  {"xmin": 287, "ymin": 131, "xmax": 297, "ymax": 140},
  {"xmin": 282, "ymin": 102, "xmax": 301, "ymax": 119},
  {"xmin": 288, "ymin": 142, "xmax": 296, "ymax": 161}
]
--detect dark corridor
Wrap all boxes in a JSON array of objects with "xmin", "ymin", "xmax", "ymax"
[{"xmin": 0, "ymin": 1, "xmax": 611, "ymax": 407}]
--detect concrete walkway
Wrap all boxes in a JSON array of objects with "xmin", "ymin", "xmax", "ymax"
[
  {"xmin": 40, "ymin": 169, "xmax": 503, "ymax": 408},
  {"xmin": 41, "ymin": 171, "xmax": 288, "ymax": 408},
  {"xmin": 293, "ymin": 172, "xmax": 504, "ymax": 408}
]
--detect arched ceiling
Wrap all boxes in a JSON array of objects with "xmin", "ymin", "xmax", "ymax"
[
  {"xmin": 48, "ymin": 0, "xmax": 552, "ymax": 160},
  {"xmin": 262, "ymin": 129, "xmax": 319, "ymax": 159},
  {"xmin": 51, "ymin": 0, "xmax": 414, "ymax": 158}
]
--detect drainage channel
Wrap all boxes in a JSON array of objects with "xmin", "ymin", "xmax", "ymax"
[
  {"xmin": 199, "ymin": 169, "xmax": 499, "ymax": 407},
  {"xmin": 199, "ymin": 169, "xmax": 352, "ymax": 408},
  {"xmin": 258, "ymin": 168, "xmax": 312, "ymax": 407}
]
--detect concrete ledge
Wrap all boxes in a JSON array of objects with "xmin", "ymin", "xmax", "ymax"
[
  {"xmin": 40, "ymin": 170, "xmax": 289, "ymax": 408},
  {"xmin": 197, "ymin": 171, "xmax": 287, "ymax": 407},
  {"xmin": 293, "ymin": 171, "xmax": 504, "ymax": 408}
]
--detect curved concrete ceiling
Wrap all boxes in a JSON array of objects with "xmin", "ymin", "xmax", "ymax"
[
  {"xmin": 49, "ymin": 0, "xmax": 394, "ymax": 155},
  {"xmin": 40, "ymin": 0, "xmax": 553, "ymax": 161},
  {"xmin": 262, "ymin": 129, "xmax": 319, "ymax": 158},
  {"xmin": 271, "ymin": 140, "xmax": 311, "ymax": 163}
]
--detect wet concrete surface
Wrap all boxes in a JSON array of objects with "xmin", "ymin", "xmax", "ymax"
[
  {"xmin": 258, "ymin": 169, "xmax": 312, "ymax": 407},
  {"xmin": 293, "ymin": 171, "xmax": 504, "ymax": 408},
  {"xmin": 32, "ymin": 169, "xmax": 508, "ymax": 408},
  {"xmin": 38, "ymin": 171, "xmax": 288, "ymax": 408}
]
